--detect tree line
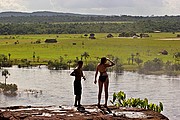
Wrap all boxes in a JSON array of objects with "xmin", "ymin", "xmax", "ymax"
[
  {"xmin": 0, "ymin": 20, "xmax": 180, "ymax": 35},
  {"xmin": 0, "ymin": 14, "xmax": 180, "ymax": 34}
]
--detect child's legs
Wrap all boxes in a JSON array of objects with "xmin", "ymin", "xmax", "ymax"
[
  {"xmin": 74, "ymin": 80, "xmax": 82, "ymax": 106},
  {"xmin": 77, "ymin": 95, "xmax": 81, "ymax": 105},
  {"xmin": 74, "ymin": 95, "xmax": 78, "ymax": 105}
]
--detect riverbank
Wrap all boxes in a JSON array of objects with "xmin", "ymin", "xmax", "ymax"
[{"xmin": 0, "ymin": 105, "xmax": 169, "ymax": 120}]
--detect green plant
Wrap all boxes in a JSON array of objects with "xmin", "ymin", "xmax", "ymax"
[
  {"xmin": 47, "ymin": 60, "xmax": 68, "ymax": 70},
  {"xmin": 83, "ymin": 61, "xmax": 97, "ymax": 71},
  {"xmin": 110, "ymin": 91, "xmax": 163, "ymax": 113},
  {"xmin": 0, "ymin": 83, "xmax": 18, "ymax": 96}
]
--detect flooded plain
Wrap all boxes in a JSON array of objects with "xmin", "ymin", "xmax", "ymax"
[{"xmin": 0, "ymin": 66, "xmax": 179, "ymax": 120}]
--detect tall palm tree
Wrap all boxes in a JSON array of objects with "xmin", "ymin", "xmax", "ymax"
[
  {"xmin": 8, "ymin": 53, "xmax": 11, "ymax": 61},
  {"xmin": 81, "ymin": 52, "xmax": 90, "ymax": 65},
  {"xmin": 2, "ymin": 69, "xmax": 10, "ymax": 85},
  {"xmin": 37, "ymin": 56, "xmax": 40, "ymax": 62},
  {"xmin": 67, "ymin": 60, "xmax": 72, "ymax": 70},
  {"xmin": 33, "ymin": 52, "xmax": 36, "ymax": 62},
  {"xmin": 173, "ymin": 52, "xmax": 180, "ymax": 63},
  {"xmin": 59, "ymin": 56, "xmax": 64, "ymax": 63},
  {"xmin": 131, "ymin": 53, "xmax": 135, "ymax": 64}
]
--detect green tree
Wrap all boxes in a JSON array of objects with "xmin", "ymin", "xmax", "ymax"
[
  {"xmin": 135, "ymin": 58, "xmax": 143, "ymax": 66},
  {"xmin": 33, "ymin": 52, "xmax": 36, "ymax": 62},
  {"xmin": 59, "ymin": 56, "xmax": 64, "ymax": 63},
  {"xmin": 8, "ymin": 53, "xmax": 11, "ymax": 61},
  {"xmin": 2, "ymin": 69, "xmax": 10, "ymax": 85},
  {"xmin": 37, "ymin": 56, "xmax": 40, "ymax": 62},
  {"xmin": 81, "ymin": 52, "xmax": 90, "ymax": 65},
  {"xmin": 131, "ymin": 53, "xmax": 135, "ymax": 64},
  {"xmin": 173, "ymin": 52, "xmax": 180, "ymax": 63},
  {"xmin": 67, "ymin": 60, "xmax": 72, "ymax": 70}
]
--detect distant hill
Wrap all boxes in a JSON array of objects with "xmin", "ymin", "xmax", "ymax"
[
  {"xmin": 0, "ymin": 11, "xmax": 85, "ymax": 17},
  {"xmin": 0, "ymin": 11, "xmax": 127, "ymax": 23}
]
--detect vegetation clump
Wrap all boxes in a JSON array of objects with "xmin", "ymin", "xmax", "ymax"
[
  {"xmin": 0, "ymin": 69, "xmax": 18, "ymax": 96},
  {"xmin": 0, "ymin": 83, "xmax": 18, "ymax": 96},
  {"xmin": 47, "ymin": 60, "xmax": 68, "ymax": 70},
  {"xmin": 0, "ymin": 54, "xmax": 12, "ymax": 67},
  {"xmin": 83, "ymin": 61, "xmax": 97, "ymax": 71},
  {"xmin": 138, "ymin": 57, "xmax": 180, "ymax": 75},
  {"xmin": 110, "ymin": 91, "xmax": 163, "ymax": 113}
]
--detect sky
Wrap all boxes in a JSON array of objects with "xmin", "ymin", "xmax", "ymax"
[{"xmin": 0, "ymin": 0, "xmax": 180, "ymax": 16}]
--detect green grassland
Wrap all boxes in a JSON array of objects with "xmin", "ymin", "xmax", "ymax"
[{"xmin": 0, "ymin": 33, "xmax": 180, "ymax": 65}]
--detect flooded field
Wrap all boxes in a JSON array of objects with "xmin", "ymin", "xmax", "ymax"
[{"xmin": 0, "ymin": 66, "xmax": 179, "ymax": 120}]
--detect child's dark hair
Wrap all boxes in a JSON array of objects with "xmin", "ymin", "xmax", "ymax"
[
  {"xmin": 78, "ymin": 61, "xmax": 83, "ymax": 65},
  {"xmin": 100, "ymin": 57, "xmax": 107, "ymax": 65}
]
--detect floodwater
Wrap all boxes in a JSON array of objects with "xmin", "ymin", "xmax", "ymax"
[{"xmin": 0, "ymin": 66, "xmax": 180, "ymax": 120}]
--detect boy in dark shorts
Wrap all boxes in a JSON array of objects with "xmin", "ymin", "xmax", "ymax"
[{"xmin": 70, "ymin": 61, "xmax": 86, "ymax": 107}]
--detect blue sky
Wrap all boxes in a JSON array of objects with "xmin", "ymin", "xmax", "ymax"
[{"xmin": 0, "ymin": 0, "xmax": 180, "ymax": 16}]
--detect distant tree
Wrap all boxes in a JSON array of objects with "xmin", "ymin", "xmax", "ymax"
[
  {"xmin": 144, "ymin": 58, "xmax": 164, "ymax": 71},
  {"xmin": 113, "ymin": 57, "xmax": 124, "ymax": 73},
  {"xmin": 81, "ymin": 52, "xmax": 90, "ymax": 65},
  {"xmin": 135, "ymin": 58, "xmax": 143, "ymax": 66},
  {"xmin": 37, "ymin": 56, "xmax": 40, "ymax": 62},
  {"xmin": 67, "ymin": 60, "xmax": 72, "ymax": 70},
  {"xmin": 131, "ymin": 53, "xmax": 135, "ymax": 64},
  {"xmin": 127, "ymin": 58, "xmax": 131, "ymax": 65},
  {"xmin": 33, "ymin": 52, "xmax": 36, "ymax": 62},
  {"xmin": 8, "ymin": 53, "xmax": 11, "ymax": 61},
  {"xmin": 59, "ymin": 56, "xmax": 64, "ymax": 63},
  {"xmin": 2, "ymin": 69, "xmax": 10, "ymax": 85},
  {"xmin": 173, "ymin": 52, "xmax": 180, "ymax": 63},
  {"xmin": 64, "ymin": 54, "xmax": 68, "ymax": 59}
]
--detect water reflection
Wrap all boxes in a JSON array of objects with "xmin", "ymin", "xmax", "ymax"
[{"xmin": 0, "ymin": 66, "xmax": 179, "ymax": 120}]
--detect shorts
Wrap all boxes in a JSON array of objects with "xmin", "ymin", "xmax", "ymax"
[
  {"xmin": 74, "ymin": 80, "xmax": 82, "ymax": 95},
  {"xmin": 99, "ymin": 75, "xmax": 108, "ymax": 82}
]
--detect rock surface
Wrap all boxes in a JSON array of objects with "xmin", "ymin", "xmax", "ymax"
[{"xmin": 0, "ymin": 105, "xmax": 169, "ymax": 120}]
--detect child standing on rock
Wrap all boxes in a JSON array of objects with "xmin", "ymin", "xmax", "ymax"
[{"xmin": 70, "ymin": 61, "xmax": 86, "ymax": 107}]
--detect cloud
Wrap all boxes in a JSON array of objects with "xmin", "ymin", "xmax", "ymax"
[
  {"xmin": 46, "ymin": 0, "xmax": 179, "ymax": 15},
  {"xmin": 0, "ymin": 0, "xmax": 180, "ymax": 16},
  {"xmin": 0, "ymin": 0, "xmax": 26, "ymax": 11},
  {"xmin": 50, "ymin": 0, "xmax": 134, "ymax": 9},
  {"xmin": 162, "ymin": 0, "xmax": 180, "ymax": 15}
]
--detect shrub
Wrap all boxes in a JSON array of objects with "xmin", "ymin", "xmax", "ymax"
[
  {"xmin": 113, "ymin": 57, "xmax": 124, "ymax": 73},
  {"xmin": 0, "ymin": 83, "xmax": 18, "ymax": 96},
  {"xmin": 47, "ymin": 60, "xmax": 68, "ymax": 70},
  {"xmin": 83, "ymin": 61, "xmax": 97, "ymax": 71},
  {"xmin": 110, "ymin": 91, "xmax": 163, "ymax": 113},
  {"xmin": 135, "ymin": 58, "xmax": 143, "ymax": 66},
  {"xmin": 139, "ymin": 58, "xmax": 164, "ymax": 73},
  {"xmin": 177, "ymin": 34, "xmax": 180, "ymax": 37}
]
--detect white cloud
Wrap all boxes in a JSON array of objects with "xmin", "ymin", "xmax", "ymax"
[
  {"xmin": 0, "ymin": 0, "xmax": 180, "ymax": 15},
  {"xmin": 46, "ymin": 0, "xmax": 180, "ymax": 15},
  {"xmin": 0, "ymin": 0, "xmax": 26, "ymax": 12},
  {"xmin": 162, "ymin": 0, "xmax": 180, "ymax": 15}
]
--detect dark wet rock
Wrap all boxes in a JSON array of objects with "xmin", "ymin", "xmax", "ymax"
[{"xmin": 0, "ymin": 105, "xmax": 169, "ymax": 120}]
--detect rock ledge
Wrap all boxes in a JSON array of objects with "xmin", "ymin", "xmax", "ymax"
[{"xmin": 0, "ymin": 105, "xmax": 169, "ymax": 120}]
